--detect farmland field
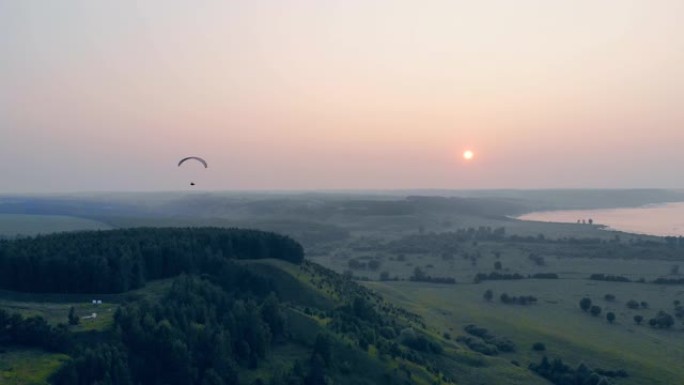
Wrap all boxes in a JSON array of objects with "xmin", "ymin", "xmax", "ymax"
[{"xmin": 0, "ymin": 214, "xmax": 111, "ymax": 237}]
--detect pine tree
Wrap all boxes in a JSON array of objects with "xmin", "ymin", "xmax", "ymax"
[{"xmin": 68, "ymin": 306, "xmax": 80, "ymax": 326}]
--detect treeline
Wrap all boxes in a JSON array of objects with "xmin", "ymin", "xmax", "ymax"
[
  {"xmin": 529, "ymin": 356, "xmax": 626, "ymax": 385},
  {"xmin": 0, "ymin": 309, "xmax": 71, "ymax": 353},
  {"xmin": 475, "ymin": 272, "xmax": 558, "ymax": 284},
  {"xmin": 410, "ymin": 267, "xmax": 455, "ymax": 284},
  {"xmin": 387, "ymin": 227, "xmax": 506, "ymax": 254},
  {"xmin": 500, "ymin": 293, "xmax": 538, "ymax": 306},
  {"xmin": 653, "ymin": 277, "xmax": 684, "ymax": 285},
  {"xmin": 456, "ymin": 324, "xmax": 516, "ymax": 356},
  {"xmin": 589, "ymin": 274, "xmax": 631, "ymax": 283},
  {"xmin": 0, "ymin": 227, "xmax": 303, "ymax": 293},
  {"xmin": 387, "ymin": 227, "xmax": 684, "ymax": 261},
  {"xmin": 590, "ymin": 274, "xmax": 684, "ymax": 285},
  {"xmin": 474, "ymin": 272, "xmax": 524, "ymax": 283}
]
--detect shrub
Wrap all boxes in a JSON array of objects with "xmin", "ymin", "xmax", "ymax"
[
  {"xmin": 606, "ymin": 312, "xmax": 615, "ymax": 323},
  {"xmin": 456, "ymin": 336, "xmax": 498, "ymax": 356},
  {"xmin": 532, "ymin": 342, "xmax": 546, "ymax": 352},
  {"xmin": 490, "ymin": 337, "xmax": 516, "ymax": 353},
  {"xmin": 368, "ymin": 260, "xmax": 381, "ymax": 270},
  {"xmin": 530, "ymin": 273, "xmax": 559, "ymax": 279},
  {"xmin": 633, "ymin": 315, "xmax": 643, "ymax": 325},
  {"xmin": 464, "ymin": 324, "xmax": 492, "ymax": 339},
  {"xmin": 483, "ymin": 289, "xmax": 493, "ymax": 302},
  {"xmin": 580, "ymin": 297, "xmax": 592, "ymax": 312},
  {"xmin": 590, "ymin": 305, "xmax": 602, "ymax": 317},
  {"xmin": 650, "ymin": 311, "xmax": 675, "ymax": 329}
]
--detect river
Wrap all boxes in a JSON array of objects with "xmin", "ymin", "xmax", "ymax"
[{"xmin": 517, "ymin": 202, "xmax": 684, "ymax": 237}]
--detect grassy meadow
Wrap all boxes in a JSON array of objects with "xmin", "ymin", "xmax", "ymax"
[
  {"xmin": 0, "ymin": 347, "xmax": 69, "ymax": 385},
  {"xmin": 366, "ymin": 279, "xmax": 684, "ymax": 385}
]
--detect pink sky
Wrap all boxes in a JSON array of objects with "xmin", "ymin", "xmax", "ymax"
[{"xmin": 2, "ymin": 1, "xmax": 683, "ymax": 192}]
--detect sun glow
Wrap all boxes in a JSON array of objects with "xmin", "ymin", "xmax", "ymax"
[{"xmin": 463, "ymin": 150, "xmax": 474, "ymax": 160}]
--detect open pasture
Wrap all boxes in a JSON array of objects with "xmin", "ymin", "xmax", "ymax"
[
  {"xmin": 366, "ymin": 278, "xmax": 684, "ymax": 385},
  {"xmin": 313, "ymin": 237, "xmax": 681, "ymax": 283},
  {"xmin": 0, "ymin": 347, "xmax": 69, "ymax": 385}
]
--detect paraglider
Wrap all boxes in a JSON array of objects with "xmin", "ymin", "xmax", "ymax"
[
  {"xmin": 178, "ymin": 156, "xmax": 207, "ymax": 186},
  {"xmin": 178, "ymin": 156, "xmax": 208, "ymax": 168}
]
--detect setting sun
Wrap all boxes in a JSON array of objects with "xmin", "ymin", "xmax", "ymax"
[{"xmin": 463, "ymin": 150, "xmax": 474, "ymax": 161}]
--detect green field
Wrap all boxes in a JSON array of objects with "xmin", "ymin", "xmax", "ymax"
[
  {"xmin": 365, "ymin": 279, "xmax": 684, "ymax": 385},
  {"xmin": 0, "ymin": 214, "xmax": 111, "ymax": 237},
  {"xmin": 0, "ymin": 347, "xmax": 69, "ymax": 385}
]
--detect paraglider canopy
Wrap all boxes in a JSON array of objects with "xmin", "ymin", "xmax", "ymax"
[{"xmin": 178, "ymin": 156, "xmax": 208, "ymax": 168}]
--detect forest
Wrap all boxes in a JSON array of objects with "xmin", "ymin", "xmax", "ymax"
[
  {"xmin": 0, "ymin": 228, "xmax": 303, "ymax": 293},
  {"xmin": 1, "ymin": 227, "xmax": 454, "ymax": 385}
]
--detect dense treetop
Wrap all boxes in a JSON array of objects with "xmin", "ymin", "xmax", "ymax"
[{"xmin": 0, "ymin": 227, "xmax": 303, "ymax": 293}]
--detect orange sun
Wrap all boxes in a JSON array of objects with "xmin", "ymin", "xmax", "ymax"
[{"xmin": 463, "ymin": 150, "xmax": 474, "ymax": 160}]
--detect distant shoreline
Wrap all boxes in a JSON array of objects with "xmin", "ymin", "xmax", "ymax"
[{"xmin": 517, "ymin": 201, "xmax": 684, "ymax": 237}]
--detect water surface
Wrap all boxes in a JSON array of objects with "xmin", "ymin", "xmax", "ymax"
[{"xmin": 518, "ymin": 202, "xmax": 684, "ymax": 237}]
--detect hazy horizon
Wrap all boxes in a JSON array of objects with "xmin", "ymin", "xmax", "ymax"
[{"xmin": 3, "ymin": 1, "xmax": 684, "ymax": 193}]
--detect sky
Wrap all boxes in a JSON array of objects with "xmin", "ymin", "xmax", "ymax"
[{"xmin": 1, "ymin": 0, "xmax": 683, "ymax": 192}]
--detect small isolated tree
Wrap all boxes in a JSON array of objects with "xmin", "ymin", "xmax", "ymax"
[
  {"xmin": 606, "ymin": 312, "xmax": 616, "ymax": 323},
  {"xmin": 532, "ymin": 342, "xmax": 546, "ymax": 352},
  {"xmin": 494, "ymin": 261, "xmax": 502, "ymax": 271},
  {"xmin": 368, "ymin": 260, "xmax": 381, "ymax": 271},
  {"xmin": 590, "ymin": 305, "xmax": 602, "ymax": 317},
  {"xmin": 68, "ymin": 306, "xmax": 80, "ymax": 326},
  {"xmin": 483, "ymin": 289, "xmax": 493, "ymax": 302},
  {"xmin": 653, "ymin": 311, "xmax": 675, "ymax": 329},
  {"xmin": 626, "ymin": 299, "xmax": 640, "ymax": 309},
  {"xmin": 640, "ymin": 301, "xmax": 649, "ymax": 309},
  {"xmin": 634, "ymin": 315, "xmax": 643, "ymax": 325},
  {"xmin": 580, "ymin": 297, "xmax": 592, "ymax": 312}
]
